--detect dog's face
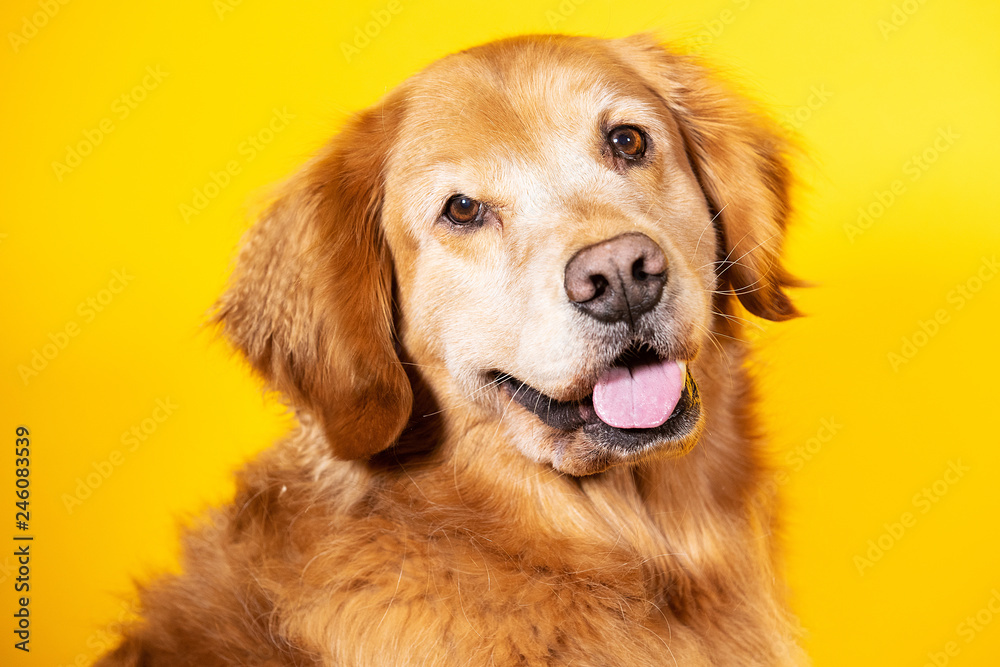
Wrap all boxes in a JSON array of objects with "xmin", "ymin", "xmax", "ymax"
[
  {"xmin": 215, "ymin": 35, "xmax": 797, "ymax": 476},
  {"xmin": 382, "ymin": 41, "xmax": 718, "ymax": 474}
]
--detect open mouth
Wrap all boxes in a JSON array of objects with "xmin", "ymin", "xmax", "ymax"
[{"xmin": 495, "ymin": 345, "xmax": 701, "ymax": 452}]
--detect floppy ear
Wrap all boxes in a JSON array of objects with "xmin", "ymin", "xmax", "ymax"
[
  {"xmin": 612, "ymin": 34, "xmax": 800, "ymax": 321},
  {"xmin": 214, "ymin": 100, "xmax": 413, "ymax": 459}
]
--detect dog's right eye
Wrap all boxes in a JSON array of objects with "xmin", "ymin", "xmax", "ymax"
[
  {"xmin": 608, "ymin": 125, "xmax": 646, "ymax": 161},
  {"xmin": 444, "ymin": 195, "xmax": 484, "ymax": 226}
]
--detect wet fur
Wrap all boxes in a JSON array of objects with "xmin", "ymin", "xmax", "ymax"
[{"xmin": 98, "ymin": 34, "xmax": 807, "ymax": 666}]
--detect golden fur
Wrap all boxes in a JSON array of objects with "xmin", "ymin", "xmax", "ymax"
[{"xmin": 98, "ymin": 34, "xmax": 806, "ymax": 666}]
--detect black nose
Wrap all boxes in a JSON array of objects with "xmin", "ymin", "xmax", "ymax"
[{"xmin": 564, "ymin": 233, "xmax": 667, "ymax": 324}]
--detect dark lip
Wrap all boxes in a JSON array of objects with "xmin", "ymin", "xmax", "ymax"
[{"xmin": 494, "ymin": 358, "xmax": 701, "ymax": 453}]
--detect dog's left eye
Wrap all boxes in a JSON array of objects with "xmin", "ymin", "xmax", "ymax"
[
  {"xmin": 444, "ymin": 195, "xmax": 484, "ymax": 226},
  {"xmin": 608, "ymin": 125, "xmax": 646, "ymax": 160}
]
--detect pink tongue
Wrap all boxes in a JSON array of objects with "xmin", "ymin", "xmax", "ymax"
[{"xmin": 592, "ymin": 359, "xmax": 684, "ymax": 429}]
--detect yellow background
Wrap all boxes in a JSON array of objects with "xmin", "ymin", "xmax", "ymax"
[{"xmin": 2, "ymin": 0, "xmax": 998, "ymax": 664}]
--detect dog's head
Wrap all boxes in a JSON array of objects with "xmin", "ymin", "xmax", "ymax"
[{"xmin": 216, "ymin": 34, "xmax": 797, "ymax": 476}]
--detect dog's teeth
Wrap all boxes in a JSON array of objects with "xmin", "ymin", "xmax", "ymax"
[{"xmin": 678, "ymin": 361, "xmax": 687, "ymax": 377}]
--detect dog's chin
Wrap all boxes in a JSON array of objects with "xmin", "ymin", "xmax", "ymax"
[{"xmin": 494, "ymin": 359, "xmax": 703, "ymax": 477}]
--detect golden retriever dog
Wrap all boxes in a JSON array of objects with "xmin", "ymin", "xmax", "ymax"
[{"xmin": 99, "ymin": 34, "xmax": 806, "ymax": 666}]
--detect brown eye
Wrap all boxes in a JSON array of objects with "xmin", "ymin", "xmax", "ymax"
[
  {"xmin": 445, "ymin": 195, "xmax": 483, "ymax": 225},
  {"xmin": 608, "ymin": 125, "xmax": 646, "ymax": 160}
]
